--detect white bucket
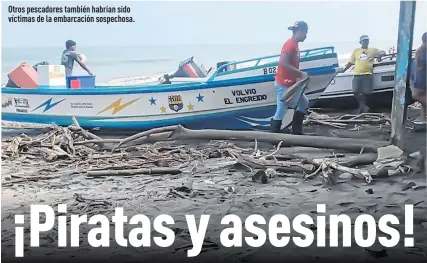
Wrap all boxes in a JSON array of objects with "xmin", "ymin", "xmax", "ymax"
[{"xmin": 79, "ymin": 53, "xmax": 87, "ymax": 63}]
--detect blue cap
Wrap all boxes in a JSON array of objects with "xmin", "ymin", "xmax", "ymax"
[
  {"xmin": 360, "ymin": 35, "xmax": 369, "ymax": 41},
  {"xmin": 288, "ymin": 21, "xmax": 308, "ymax": 32}
]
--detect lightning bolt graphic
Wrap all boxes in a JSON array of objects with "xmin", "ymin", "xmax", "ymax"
[
  {"xmin": 32, "ymin": 98, "xmax": 66, "ymax": 113},
  {"xmin": 97, "ymin": 97, "xmax": 141, "ymax": 115}
]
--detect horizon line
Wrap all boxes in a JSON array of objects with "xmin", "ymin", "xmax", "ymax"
[{"xmin": 1, "ymin": 39, "xmax": 400, "ymax": 49}]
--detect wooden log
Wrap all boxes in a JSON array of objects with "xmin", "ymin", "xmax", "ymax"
[
  {"xmin": 116, "ymin": 132, "xmax": 174, "ymax": 147},
  {"xmin": 2, "ymin": 175, "xmax": 61, "ymax": 185},
  {"xmin": 74, "ymin": 139, "xmax": 122, "ymax": 145},
  {"xmin": 116, "ymin": 125, "xmax": 179, "ymax": 149},
  {"xmin": 86, "ymin": 167, "xmax": 182, "ymax": 177},
  {"xmin": 88, "ymin": 153, "xmax": 129, "ymax": 160},
  {"xmin": 274, "ymin": 154, "xmax": 300, "ymax": 161},
  {"xmin": 168, "ymin": 125, "xmax": 388, "ymax": 153},
  {"xmin": 339, "ymin": 153, "xmax": 378, "ymax": 167}
]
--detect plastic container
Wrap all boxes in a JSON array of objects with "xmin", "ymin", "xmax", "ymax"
[
  {"xmin": 66, "ymin": 75, "xmax": 96, "ymax": 89},
  {"xmin": 7, "ymin": 62, "xmax": 38, "ymax": 89},
  {"xmin": 37, "ymin": 65, "xmax": 66, "ymax": 89},
  {"xmin": 70, "ymin": 79, "xmax": 81, "ymax": 89}
]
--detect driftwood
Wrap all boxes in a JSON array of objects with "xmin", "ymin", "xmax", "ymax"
[
  {"xmin": 113, "ymin": 125, "xmax": 390, "ymax": 153},
  {"xmin": 165, "ymin": 125, "xmax": 388, "ymax": 153},
  {"xmin": 38, "ymin": 146, "xmax": 71, "ymax": 161},
  {"xmin": 309, "ymin": 120, "xmax": 347, "ymax": 129},
  {"xmin": 339, "ymin": 153, "xmax": 378, "ymax": 167},
  {"xmin": 310, "ymin": 157, "xmax": 373, "ymax": 183},
  {"xmin": 237, "ymin": 154, "xmax": 315, "ymax": 174},
  {"xmin": 304, "ymin": 111, "xmax": 391, "ymax": 129},
  {"xmin": 2, "ymin": 175, "xmax": 62, "ymax": 185},
  {"xmin": 4, "ymin": 137, "xmax": 22, "ymax": 157},
  {"xmin": 86, "ymin": 167, "xmax": 182, "ymax": 177},
  {"xmin": 71, "ymin": 117, "xmax": 104, "ymax": 147},
  {"xmin": 327, "ymin": 119, "xmax": 387, "ymax": 124},
  {"xmin": 74, "ymin": 139, "xmax": 122, "ymax": 145},
  {"xmin": 2, "ymin": 118, "xmax": 411, "ymax": 189},
  {"xmin": 113, "ymin": 125, "xmax": 391, "ymax": 155},
  {"xmin": 116, "ymin": 125, "xmax": 179, "ymax": 149}
]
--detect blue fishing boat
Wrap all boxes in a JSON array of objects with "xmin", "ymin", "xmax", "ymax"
[{"xmin": 1, "ymin": 46, "xmax": 340, "ymax": 131}]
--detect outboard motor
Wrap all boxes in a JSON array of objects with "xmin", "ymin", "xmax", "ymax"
[
  {"xmin": 159, "ymin": 57, "xmax": 207, "ymax": 85},
  {"xmin": 172, "ymin": 57, "xmax": 207, "ymax": 78},
  {"xmin": 159, "ymin": 74, "xmax": 171, "ymax": 84}
]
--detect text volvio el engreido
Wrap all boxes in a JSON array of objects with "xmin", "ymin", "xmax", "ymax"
[{"xmin": 231, "ymin": 89, "xmax": 267, "ymax": 103}]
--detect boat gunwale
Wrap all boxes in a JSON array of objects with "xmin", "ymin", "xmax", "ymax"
[
  {"xmin": 214, "ymin": 52, "xmax": 338, "ymax": 78},
  {"xmin": 1, "ymin": 65, "xmax": 339, "ymax": 96},
  {"xmin": 211, "ymin": 46, "xmax": 336, "ymax": 78}
]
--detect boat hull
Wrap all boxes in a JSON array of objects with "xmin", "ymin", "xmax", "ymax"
[
  {"xmin": 2, "ymin": 47, "xmax": 339, "ymax": 131},
  {"xmin": 312, "ymin": 72, "xmax": 395, "ymax": 109},
  {"xmin": 312, "ymin": 54, "xmax": 415, "ymax": 109},
  {"xmin": 2, "ymin": 73, "xmax": 336, "ymax": 131}
]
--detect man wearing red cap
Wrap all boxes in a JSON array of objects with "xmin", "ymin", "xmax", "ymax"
[{"xmin": 270, "ymin": 21, "xmax": 309, "ymax": 135}]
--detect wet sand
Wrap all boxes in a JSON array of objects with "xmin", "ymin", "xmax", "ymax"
[{"xmin": 1, "ymin": 109, "xmax": 426, "ymax": 263}]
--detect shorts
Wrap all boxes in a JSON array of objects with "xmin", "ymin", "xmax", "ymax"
[
  {"xmin": 411, "ymin": 61, "xmax": 426, "ymax": 91},
  {"xmin": 413, "ymin": 73, "xmax": 426, "ymax": 92},
  {"xmin": 352, "ymin": 74, "xmax": 373, "ymax": 95}
]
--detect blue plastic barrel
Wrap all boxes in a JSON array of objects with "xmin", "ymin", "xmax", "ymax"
[{"xmin": 66, "ymin": 75, "xmax": 96, "ymax": 89}]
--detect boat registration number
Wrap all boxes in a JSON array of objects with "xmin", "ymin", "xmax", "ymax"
[{"xmin": 263, "ymin": 67, "xmax": 277, "ymax": 75}]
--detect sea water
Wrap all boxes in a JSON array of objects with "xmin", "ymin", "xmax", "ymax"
[{"xmin": 1, "ymin": 40, "xmax": 397, "ymax": 85}]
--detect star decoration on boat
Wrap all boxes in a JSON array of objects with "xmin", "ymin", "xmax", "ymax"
[
  {"xmin": 187, "ymin": 103, "xmax": 195, "ymax": 111},
  {"xmin": 160, "ymin": 105, "xmax": 166, "ymax": 113},
  {"xmin": 196, "ymin": 93, "xmax": 204, "ymax": 102},
  {"xmin": 149, "ymin": 97, "xmax": 156, "ymax": 105}
]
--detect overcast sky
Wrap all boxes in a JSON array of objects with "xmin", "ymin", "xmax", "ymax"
[{"xmin": 2, "ymin": 1, "xmax": 427, "ymax": 48}]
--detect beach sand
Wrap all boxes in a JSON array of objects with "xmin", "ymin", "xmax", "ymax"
[{"xmin": 1, "ymin": 108, "xmax": 426, "ymax": 263}]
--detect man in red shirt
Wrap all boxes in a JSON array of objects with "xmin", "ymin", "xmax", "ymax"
[{"xmin": 270, "ymin": 21, "xmax": 309, "ymax": 134}]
